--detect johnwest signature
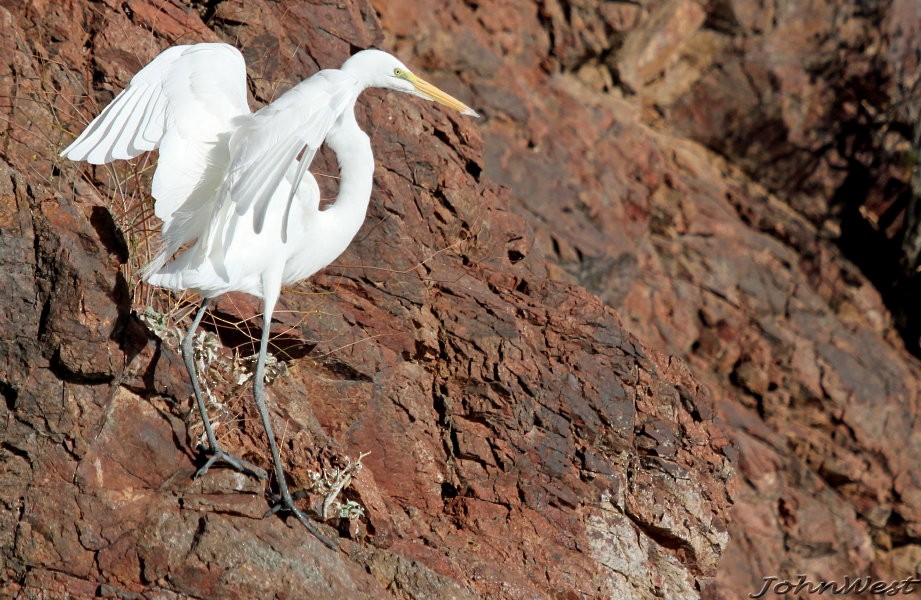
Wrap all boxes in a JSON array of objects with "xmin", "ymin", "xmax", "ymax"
[{"xmin": 750, "ymin": 574, "xmax": 921, "ymax": 597}]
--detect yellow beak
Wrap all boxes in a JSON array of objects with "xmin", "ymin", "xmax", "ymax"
[{"xmin": 409, "ymin": 74, "xmax": 479, "ymax": 118}]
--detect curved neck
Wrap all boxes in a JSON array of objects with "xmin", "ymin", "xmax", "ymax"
[{"xmin": 323, "ymin": 109, "xmax": 374, "ymax": 226}]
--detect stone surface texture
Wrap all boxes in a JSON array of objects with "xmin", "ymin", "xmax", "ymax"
[{"xmin": 0, "ymin": 0, "xmax": 918, "ymax": 599}]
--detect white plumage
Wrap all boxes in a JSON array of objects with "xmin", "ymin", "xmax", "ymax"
[{"xmin": 61, "ymin": 42, "xmax": 478, "ymax": 548}]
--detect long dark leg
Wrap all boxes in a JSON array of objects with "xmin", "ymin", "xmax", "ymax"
[
  {"xmin": 182, "ymin": 298, "xmax": 266, "ymax": 480},
  {"xmin": 253, "ymin": 293, "xmax": 336, "ymax": 549}
]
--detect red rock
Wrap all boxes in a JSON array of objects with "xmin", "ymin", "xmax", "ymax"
[
  {"xmin": 617, "ymin": 0, "xmax": 707, "ymax": 93},
  {"xmin": 0, "ymin": 0, "xmax": 919, "ymax": 598}
]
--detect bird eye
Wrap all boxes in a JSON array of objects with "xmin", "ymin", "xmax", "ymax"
[{"xmin": 394, "ymin": 68, "xmax": 407, "ymax": 78}]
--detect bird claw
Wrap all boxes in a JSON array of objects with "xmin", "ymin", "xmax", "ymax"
[
  {"xmin": 264, "ymin": 494, "xmax": 338, "ymax": 550},
  {"xmin": 195, "ymin": 448, "xmax": 268, "ymax": 480}
]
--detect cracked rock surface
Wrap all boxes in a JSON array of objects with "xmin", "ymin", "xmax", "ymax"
[{"xmin": 0, "ymin": 0, "xmax": 918, "ymax": 599}]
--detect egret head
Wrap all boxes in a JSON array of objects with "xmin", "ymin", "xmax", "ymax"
[{"xmin": 342, "ymin": 49, "xmax": 479, "ymax": 117}]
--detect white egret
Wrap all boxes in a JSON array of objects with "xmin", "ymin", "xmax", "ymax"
[{"xmin": 61, "ymin": 42, "xmax": 478, "ymax": 548}]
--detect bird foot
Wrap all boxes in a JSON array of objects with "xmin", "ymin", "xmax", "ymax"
[
  {"xmin": 265, "ymin": 493, "xmax": 338, "ymax": 550},
  {"xmin": 194, "ymin": 448, "xmax": 268, "ymax": 480}
]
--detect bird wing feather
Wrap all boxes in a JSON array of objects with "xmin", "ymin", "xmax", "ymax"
[
  {"xmin": 217, "ymin": 71, "xmax": 355, "ymax": 243},
  {"xmin": 61, "ymin": 43, "xmax": 250, "ymax": 225},
  {"xmin": 63, "ymin": 44, "xmax": 359, "ymax": 286}
]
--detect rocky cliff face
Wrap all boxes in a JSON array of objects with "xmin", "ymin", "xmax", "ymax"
[{"xmin": 0, "ymin": 0, "xmax": 917, "ymax": 598}]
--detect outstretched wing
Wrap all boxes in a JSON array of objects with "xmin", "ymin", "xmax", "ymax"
[
  {"xmin": 61, "ymin": 43, "xmax": 251, "ymax": 225},
  {"xmin": 217, "ymin": 70, "xmax": 355, "ymax": 242}
]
